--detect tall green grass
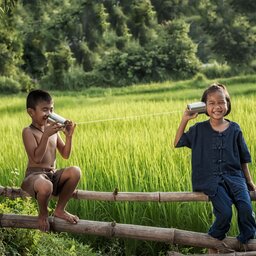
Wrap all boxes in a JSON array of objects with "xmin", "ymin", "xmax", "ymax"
[{"xmin": 1, "ymin": 75, "xmax": 256, "ymax": 255}]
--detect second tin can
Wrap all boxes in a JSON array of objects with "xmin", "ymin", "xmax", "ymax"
[{"xmin": 187, "ymin": 102, "xmax": 206, "ymax": 114}]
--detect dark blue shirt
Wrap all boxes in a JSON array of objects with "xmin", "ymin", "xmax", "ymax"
[{"xmin": 176, "ymin": 120, "xmax": 251, "ymax": 196}]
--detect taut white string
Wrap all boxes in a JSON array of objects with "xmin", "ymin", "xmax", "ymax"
[{"xmin": 76, "ymin": 110, "xmax": 181, "ymax": 125}]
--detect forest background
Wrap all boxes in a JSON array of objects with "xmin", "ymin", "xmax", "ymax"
[
  {"xmin": 1, "ymin": 0, "xmax": 256, "ymax": 92},
  {"xmin": 1, "ymin": 1, "xmax": 256, "ymax": 256}
]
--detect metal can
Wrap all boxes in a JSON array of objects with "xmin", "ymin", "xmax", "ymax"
[
  {"xmin": 48, "ymin": 112, "xmax": 67, "ymax": 125},
  {"xmin": 187, "ymin": 102, "xmax": 206, "ymax": 114}
]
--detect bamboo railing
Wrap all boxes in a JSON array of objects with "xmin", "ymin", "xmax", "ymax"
[
  {"xmin": 1, "ymin": 185, "xmax": 256, "ymax": 254},
  {"xmin": 0, "ymin": 213, "xmax": 256, "ymax": 253},
  {"xmin": 1, "ymin": 185, "xmax": 256, "ymax": 202}
]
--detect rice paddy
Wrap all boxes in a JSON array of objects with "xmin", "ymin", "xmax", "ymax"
[{"xmin": 1, "ymin": 75, "xmax": 256, "ymax": 254}]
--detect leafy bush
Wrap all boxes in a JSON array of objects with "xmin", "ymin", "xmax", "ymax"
[
  {"xmin": 40, "ymin": 67, "xmax": 103, "ymax": 90},
  {"xmin": 189, "ymin": 73, "xmax": 208, "ymax": 88},
  {"xmin": 0, "ymin": 76, "xmax": 21, "ymax": 94},
  {"xmin": 98, "ymin": 19, "xmax": 201, "ymax": 87},
  {"xmin": 34, "ymin": 233, "xmax": 95, "ymax": 256},
  {"xmin": 0, "ymin": 198, "xmax": 96, "ymax": 256},
  {"xmin": 201, "ymin": 61, "xmax": 232, "ymax": 79},
  {"xmin": 62, "ymin": 67, "xmax": 103, "ymax": 90},
  {"xmin": 45, "ymin": 43, "xmax": 75, "ymax": 90}
]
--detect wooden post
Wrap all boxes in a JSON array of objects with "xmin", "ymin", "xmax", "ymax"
[{"xmin": 0, "ymin": 214, "xmax": 256, "ymax": 252}]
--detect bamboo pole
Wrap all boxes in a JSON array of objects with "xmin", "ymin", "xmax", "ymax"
[
  {"xmin": 0, "ymin": 214, "xmax": 256, "ymax": 252},
  {"xmin": 1, "ymin": 186, "xmax": 256, "ymax": 202}
]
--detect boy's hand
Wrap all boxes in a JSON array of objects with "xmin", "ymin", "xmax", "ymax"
[
  {"xmin": 63, "ymin": 120, "xmax": 76, "ymax": 137},
  {"xmin": 44, "ymin": 122, "xmax": 63, "ymax": 137}
]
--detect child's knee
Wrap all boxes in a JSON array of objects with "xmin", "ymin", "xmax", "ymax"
[
  {"xmin": 69, "ymin": 166, "xmax": 81, "ymax": 180},
  {"xmin": 34, "ymin": 177, "xmax": 53, "ymax": 196}
]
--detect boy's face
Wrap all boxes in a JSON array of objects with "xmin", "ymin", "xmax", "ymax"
[{"xmin": 28, "ymin": 100, "xmax": 54, "ymax": 126}]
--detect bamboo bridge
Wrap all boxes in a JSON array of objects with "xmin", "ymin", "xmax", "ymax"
[{"xmin": 1, "ymin": 185, "xmax": 256, "ymax": 255}]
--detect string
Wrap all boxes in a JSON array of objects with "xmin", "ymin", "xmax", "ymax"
[
  {"xmin": 75, "ymin": 110, "xmax": 182, "ymax": 125},
  {"xmin": 30, "ymin": 124, "xmax": 44, "ymax": 133}
]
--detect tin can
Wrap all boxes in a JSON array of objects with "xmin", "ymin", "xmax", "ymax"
[
  {"xmin": 48, "ymin": 112, "xmax": 67, "ymax": 125},
  {"xmin": 187, "ymin": 102, "xmax": 206, "ymax": 114}
]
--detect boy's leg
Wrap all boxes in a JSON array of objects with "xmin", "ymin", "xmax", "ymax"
[
  {"xmin": 54, "ymin": 166, "xmax": 81, "ymax": 223},
  {"xmin": 34, "ymin": 175, "xmax": 53, "ymax": 232},
  {"xmin": 208, "ymin": 183, "xmax": 233, "ymax": 240}
]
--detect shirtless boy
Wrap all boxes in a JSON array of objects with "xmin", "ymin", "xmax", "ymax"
[{"xmin": 21, "ymin": 89, "xmax": 81, "ymax": 232}]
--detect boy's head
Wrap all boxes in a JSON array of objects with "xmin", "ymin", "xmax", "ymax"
[
  {"xmin": 26, "ymin": 89, "xmax": 52, "ymax": 110},
  {"xmin": 201, "ymin": 83, "xmax": 231, "ymax": 116},
  {"xmin": 26, "ymin": 90, "xmax": 54, "ymax": 123}
]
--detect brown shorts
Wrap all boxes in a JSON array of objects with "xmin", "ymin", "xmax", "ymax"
[{"xmin": 21, "ymin": 167, "xmax": 64, "ymax": 198}]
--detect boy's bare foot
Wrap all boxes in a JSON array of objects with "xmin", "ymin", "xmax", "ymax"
[
  {"xmin": 54, "ymin": 210, "xmax": 79, "ymax": 224},
  {"xmin": 38, "ymin": 214, "xmax": 50, "ymax": 232}
]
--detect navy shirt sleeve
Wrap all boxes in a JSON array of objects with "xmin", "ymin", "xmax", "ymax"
[
  {"xmin": 175, "ymin": 124, "xmax": 196, "ymax": 149},
  {"xmin": 237, "ymin": 128, "xmax": 251, "ymax": 164}
]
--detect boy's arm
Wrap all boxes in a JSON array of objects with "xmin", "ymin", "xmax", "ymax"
[
  {"xmin": 174, "ymin": 110, "xmax": 198, "ymax": 147},
  {"xmin": 23, "ymin": 123, "xmax": 60, "ymax": 163},
  {"xmin": 242, "ymin": 163, "xmax": 256, "ymax": 191},
  {"xmin": 57, "ymin": 121, "xmax": 76, "ymax": 159}
]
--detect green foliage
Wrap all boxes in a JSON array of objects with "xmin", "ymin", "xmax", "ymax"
[
  {"xmin": 199, "ymin": 0, "xmax": 256, "ymax": 65},
  {"xmin": 1, "ymin": 75, "xmax": 256, "ymax": 254},
  {"xmin": 98, "ymin": 19, "xmax": 200, "ymax": 86},
  {"xmin": 159, "ymin": 19, "xmax": 201, "ymax": 79},
  {"xmin": 0, "ymin": 27, "xmax": 23, "ymax": 77},
  {"xmin": 46, "ymin": 43, "xmax": 74, "ymax": 89},
  {"xmin": 99, "ymin": 45, "xmax": 167, "ymax": 86},
  {"xmin": 0, "ymin": 198, "xmax": 96, "ymax": 255},
  {"xmin": 76, "ymin": 42, "xmax": 97, "ymax": 72},
  {"xmin": 189, "ymin": 73, "xmax": 208, "ymax": 88},
  {"xmin": 33, "ymin": 233, "xmax": 95, "ymax": 256},
  {"xmin": 1, "ymin": 0, "xmax": 256, "ymax": 92},
  {"xmin": 128, "ymin": 0, "xmax": 158, "ymax": 45},
  {"xmin": 0, "ymin": 198, "xmax": 40, "ymax": 256},
  {"xmin": 201, "ymin": 61, "xmax": 232, "ymax": 79},
  {"xmin": 0, "ymin": 76, "xmax": 21, "ymax": 94},
  {"xmin": 40, "ymin": 67, "xmax": 102, "ymax": 90}
]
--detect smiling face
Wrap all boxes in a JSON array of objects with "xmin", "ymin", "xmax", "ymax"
[
  {"xmin": 206, "ymin": 90, "xmax": 228, "ymax": 120},
  {"xmin": 28, "ymin": 100, "xmax": 54, "ymax": 126}
]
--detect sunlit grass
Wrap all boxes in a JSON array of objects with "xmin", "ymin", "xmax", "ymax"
[{"xmin": 1, "ymin": 75, "xmax": 256, "ymax": 254}]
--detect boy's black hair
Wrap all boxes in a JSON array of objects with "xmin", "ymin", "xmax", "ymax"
[
  {"xmin": 201, "ymin": 83, "xmax": 231, "ymax": 116},
  {"xmin": 26, "ymin": 89, "xmax": 52, "ymax": 109}
]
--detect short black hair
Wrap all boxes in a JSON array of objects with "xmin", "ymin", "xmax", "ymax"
[
  {"xmin": 26, "ymin": 89, "xmax": 52, "ymax": 109},
  {"xmin": 201, "ymin": 83, "xmax": 231, "ymax": 116}
]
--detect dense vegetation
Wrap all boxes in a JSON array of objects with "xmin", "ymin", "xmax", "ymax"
[
  {"xmin": 1, "ymin": 75, "xmax": 256, "ymax": 255},
  {"xmin": 1, "ymin": 0, "xmax": 256, "ymax": 254},
  {"xmin": 0, "ymin": 0, "xmax": 256, "ymax": 92}
]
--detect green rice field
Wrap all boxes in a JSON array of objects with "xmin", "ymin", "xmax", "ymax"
[{"xmin": 1, "ymin": 75, "xmax": 256, "ymax": 254}]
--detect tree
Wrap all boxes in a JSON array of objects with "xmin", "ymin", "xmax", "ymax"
[
  {"xmin": 159, "ymin": 19, "xmax": 201, "ymax": 79},
  {"xmin": 198, "ymin": 0, "xmax": 256, "ymax": 65},
  {"xmin": 127, "ymin": 0, "xmax": 158, "ymax": 46}
]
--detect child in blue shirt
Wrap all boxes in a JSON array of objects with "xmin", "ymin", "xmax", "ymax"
[{"xmin": 174, "ymin": 83, "xmax": 256, "ymax": 250}]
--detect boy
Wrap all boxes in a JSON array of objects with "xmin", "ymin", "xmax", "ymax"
[{"xmin": 21, "ymin": 89, "xmax": 81, "ymax": 232}]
